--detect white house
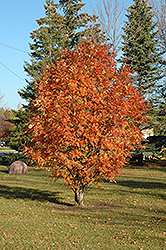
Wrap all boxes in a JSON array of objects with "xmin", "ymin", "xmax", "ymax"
[{"xmin": 142, "ymin": 127, "xmax": 154, "ymax": 139}]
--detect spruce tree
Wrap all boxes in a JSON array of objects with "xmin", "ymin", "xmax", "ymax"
[
  {"xmin": 8, "ymin": 0, "xmax": 102, "ymax": 154},
  {"xmin": 1, "ymin": 108, "xmax": 30, "ymax": 165},
  {"xmin": 59, "ymin": 0, "xmax": 102, "ymax": 47},
  {"xmin": 150, "ymin": 83, "xmax": 166, "ymax": 135},
  {"xmin": 20, "ymin": 0, "xmax": 65, "ymax": 102},
  {"xmin": 8, "ymin": 109, "xmax": 27, "ymax": 153},
  {"xmin": 19, "ymin": 0, "xmax": 102, "ymax": 102},
  {"xmin": 122, "ymin": 0, "xmax": 161, "ymax": 95}
]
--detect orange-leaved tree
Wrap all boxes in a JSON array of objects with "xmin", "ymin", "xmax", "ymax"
[{"xmin": 25, "ymin": 41, "xmax": 147, "ymax": 205}]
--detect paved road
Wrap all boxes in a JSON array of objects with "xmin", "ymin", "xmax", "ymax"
[{"xmin": 0, "ymin": 150, "xmax": 18, "ymax": 156}]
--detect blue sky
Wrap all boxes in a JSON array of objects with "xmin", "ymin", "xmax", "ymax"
[{"xmin": 0, "ymin": 0, "xmax": 132, "ymax": 110}]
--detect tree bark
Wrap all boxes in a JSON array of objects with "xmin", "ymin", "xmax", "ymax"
[{"xmin": 74, "ymin": 187, "xmax": 84, "ymax": 206}]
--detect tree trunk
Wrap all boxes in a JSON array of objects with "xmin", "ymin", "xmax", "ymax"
[{"xmin": 74, "ymin": 187, "xmax": 84, "ymax": 206}]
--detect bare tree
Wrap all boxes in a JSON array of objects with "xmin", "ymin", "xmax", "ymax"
[
  {"xmin": 91, "ymin": 0, "xmax": 126, "ymax": 55},
  {"xmin": 0, "ymin": 90, "xmax": 4, "ymax": 107},
  {"xmin": 0, "ymin": 91, "xmax": 12, "ymax": 140}
]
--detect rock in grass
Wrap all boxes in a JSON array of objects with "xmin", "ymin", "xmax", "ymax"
[{"xmin": 8, "ymin": 161, "xmax": 28, "ymax": 174}]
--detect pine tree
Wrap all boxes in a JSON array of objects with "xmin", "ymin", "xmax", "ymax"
[
  {"xmin": 19, "ymin": 0, "xmax": 65, "ymax": 102},
  {"xmin": 150, "ymin": 83, "xmax": 166, "ymax": 135},
  {"xmin": 19, "ymin": 0, "xmax": 102, "ymax": 102},
  {"xmin": 8, "ymin": 109, "xmax": 27, "ymax": 153},
  {"xmin": 0, "ymin": 108, "xmax": 30, "ymax": 165},
  {"xmin": 9, "ymin": 0, "xmax": 103, "ymax": 154},
  {"xmin": 59, "ymin": 0, "xmax": 102, "ymax": 47},
  {"xmin": 156, "ymin": 103, "xmax": 166, "ymax": 135},
  {"xmin": 122, "ymin": 0, "xmax": 161, "ymax": 95}
]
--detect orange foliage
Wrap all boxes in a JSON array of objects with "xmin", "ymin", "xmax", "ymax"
[{"xmin": 25, "ymin": 41, "xmax": 147, "ymax": 197}]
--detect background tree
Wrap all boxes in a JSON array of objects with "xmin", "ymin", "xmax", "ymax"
[
  {"xmin": 9, "ymin": 0, "xmax": 103, "ymax": 155},
  {"xmin": 20, "ymin": 0, "xmax": 65, "ymax": 102},
  {"xmin": 0, "ymin": 90, "xmax": 12, "ymax": 142},
  {"xmin": 8, "ymin": 108, "xmax": 28, "ymax": 153},
  {"xmin": 0, "ymin": 108, "xmax": 12, "ymax": 141},
  {"xmin": 25, "ymin": 41, "xmax": 147, "ymax": 205},
  {"xmin": 20, "ymin": 0, "xmax": 102, "ymax": 102},
  {"xmin": 148, "ymin": 0, "xmax": 166, "ymax": 135},
  {"xmin": 0, "ymin": 105, "xmax": 31, "ymax": 165},
  {"xmin": 92, "ymin": 0, "xmax": 126, "ymax": 55},
  {"xmin": 150, "ymin": 0, "xmax": 166, "ymax": 57},
  {"xmin": 59, "ymin": 0, "xmax": 102, "ymax": 48},
  {"xmin": 0, "ymin": 90, "xmax": 4, "ymax": 105},
  {"xmin": 122, "ymin": 0, "xmax": 161, "ymax": 96}
]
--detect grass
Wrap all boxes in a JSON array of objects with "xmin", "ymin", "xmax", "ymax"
[{"xmin": 0, "ymin": 160, "xmax": 166, "ymax": 250}]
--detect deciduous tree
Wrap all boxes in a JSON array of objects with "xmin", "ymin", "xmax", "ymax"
[
  {"xmin": 92, "ymin": 0, "xmax": 126, "ymax": 55},
  {"xmin": 25, "ymin": 41, "xmax": 147, "ymax": 205},
  {"xmin": 0, "ymin": 91, "xmax": 12, "ymax": 141},
  {"xmin": 0, "ymin": 90, "xmax": 4, "ymax": 105},
  {"xmin": 0, "ymin": 107, "xmax": 12, "ymax": 141}
]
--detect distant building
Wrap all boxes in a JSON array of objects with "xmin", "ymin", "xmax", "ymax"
[{"xmin": 142, "ymin": 127, "xmax": 154, "ymax": 139}]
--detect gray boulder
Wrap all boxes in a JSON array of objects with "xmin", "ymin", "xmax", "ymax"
[{"xmin": 8, "ymin": 161, "xmax": 28, "ymax": 174}]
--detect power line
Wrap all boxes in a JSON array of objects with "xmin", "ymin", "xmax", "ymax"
[
  {"xmin": 0, "ymin": 42, "xmax": 27, "ymax": 54},
  {"xmin": 0, "ymin": 61, "xmax": 25, "ymax": 81},
  {"xmin": 0, "ymin": 42, "xmax": 27, "ymax": 81}
]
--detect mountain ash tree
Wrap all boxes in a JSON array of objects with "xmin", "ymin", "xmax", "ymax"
[{"xmin": 25, "ymin": 41, "xmax": 147, "ymax": 205}]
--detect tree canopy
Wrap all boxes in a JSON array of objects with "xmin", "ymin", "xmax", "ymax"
[
  {"xmin": 122, "ymin": 0, "xmax": 161, "ymax": 95},
  {"xmin": 9, "ymin": 0, "xmax": 103, "ymax": 155},
  {"xmin": 20, "ymin": 0, "xmax": 102, "ymax": 102},
  {"xmin": 24, "ymin": 41, "xmax": 147, "ymax": 205}
]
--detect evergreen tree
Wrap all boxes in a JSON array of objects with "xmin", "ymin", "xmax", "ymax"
[
  {"xmin": 19, "ymin": 0, "xmax": 102, "ymax": 102},
  {"xmin": 156, "ymin": 102, "xmax": 166, "ymax": 135},
  {"xmin": 8, "ymin": 109, "xmax": 27, "ymax": 153},
  {"xmin": 0, "ymin": 108, "xmax": 30, "ymax": 165},
  {"xmin": 59, "ymin": 0, "xmax": 102, "ymax": 48},
  {"xmin": 122, "ymin": 0, "xmax": 161, "ymax": 95},
  {"xmin": 20, "ymin": 0, "xmax": 65, "ymax": 102},
  {"xmin": 150, "ymin": 83, "xmax": 166, "ymax": 135},
  {"xmin": 9, "ymin": 0, "xmax": 102, "ymax": 155}
]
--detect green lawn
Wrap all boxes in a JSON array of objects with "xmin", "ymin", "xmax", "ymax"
[{"xmin": 0, "ymin": 161, "xmax": 166, "ymax": 250}]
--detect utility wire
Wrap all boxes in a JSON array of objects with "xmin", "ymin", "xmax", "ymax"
[
  {"xmin": 0, "ymin": 42, "xmax": 27, "ymax": 54},
  {"xmin": 0, "ymin": 61, "xmax": 25, "ymax": 81},
  {"xmin": 0, "ymin": 42, "xmax": 27, "ymax": 82}
]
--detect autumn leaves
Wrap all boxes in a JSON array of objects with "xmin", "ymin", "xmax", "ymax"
[{"xmin": 25, "ymin": 41, "xmax": 147, "ymax": 205}]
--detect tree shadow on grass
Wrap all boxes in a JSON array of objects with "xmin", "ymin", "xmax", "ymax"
[
  {"xmin": 0, "ymin": 184, "xmax": 74, "ymax": 207},
  {"xmin": 0, "ymin": 184, "xmax": 119, "ymax": 211},
  {"xmin": 126, "ymin": 159, "xmax": 166, "ymax": 172},
  {"xmin": 0, "ymin": 169, "xmax": 8, "ymax": 174},
  {"xmin": 117, "ymin": 180, "xmax": 166, "ymax": 190}
]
